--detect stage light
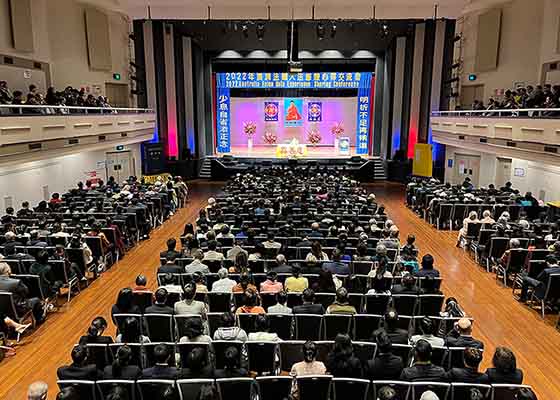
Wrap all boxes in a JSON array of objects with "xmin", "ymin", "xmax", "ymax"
[
  {"xmin": 317, "ymin": 22, "xmax": 325, "ymax": 40},
  {"xmin": 330, "ymin": 22, "xmax": 337, "ymax": 38},
  {"xmin": 241, "ymin": 24, "xmax": 249, "ymax": 39},
  {"xmin": 256, "ymin": 22, "xmax": 265, "ymax": 41}
]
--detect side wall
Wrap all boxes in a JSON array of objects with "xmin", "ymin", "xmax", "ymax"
[
  {"xmin": 0, "ymin": 143, "xmax": 141, "ymax": 208},
  {"xmin": 0, "ymin": 0, "xmax": 131, "ymax": 97}
]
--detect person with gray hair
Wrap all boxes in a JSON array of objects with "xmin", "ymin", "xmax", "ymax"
[
  {"xmin": 272, "ymin": 254, "xmax": 292, "ymax": 273},
  {"xmin": 27, "ymin": 381, "xmax": 48, "ymax": 400},
  {"xmin": 211, "ymin": 268, "xmax": 237, "ymax": 292},
  {"xmin": 480, "ymin": 210, "xmax": 495, "ymax": 225},
  {"xmin": 420, "ymin": 390, "xmax": 440, "ymax": 400},
  {"xmin": 0, "ymin": 262, "xmax": 46, "ymax": 323},
  {"xmin": 309, "ymin": 222, "xmax": 323, "ymax": 238},
  {"xmin": 499, "ymin": 238, "xmax": 522, "ymax": 268}
]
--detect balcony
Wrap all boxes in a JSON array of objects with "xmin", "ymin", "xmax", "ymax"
[
  {"xmin": 431, "ymin": 108, "xmax": 560, "ymax": 165},
  {"xmin": 0, "ymin": 105, "xmax": 156, "ymax": 164}
]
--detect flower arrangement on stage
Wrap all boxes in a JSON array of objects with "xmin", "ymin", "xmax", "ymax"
[
  {"xmin": 331, "ymin": 122, "xmax": 345, "ymax": 137},
  {"xmin": 263, "ymin": 130, "xmax": 277, "ymax": 144},
  {"xmin": 243, "ymin": 121, "xmax": 257, "ymax": 137},
  {"xmin": 307, "ymin": 128, "xmax": 322, "ymax": 145}
]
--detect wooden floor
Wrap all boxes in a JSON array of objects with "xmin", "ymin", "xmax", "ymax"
[{"xmin": 1, "ymin": 181, "xmax": 559, "ymax": 400}]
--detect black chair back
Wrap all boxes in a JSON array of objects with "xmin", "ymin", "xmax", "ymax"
[
  {"xmin": 391, "ymin": 294, "xmax": 418, "ymax": 316},
  {"xmin": 143, "ymin": 342, "xmax": 177, "ymax": 367},
  {"xmin": 353, "ymin": 314, "xmax": 382, "ymax": 341},
  {"xmin": 256, "ymin": 376, "xmax": 292, "ymax": 400},
  {"xmin": 137, "ymin": 379, "xmax": 175, "ymax": 400},
  {"xmin": 491, "ymin": 384, "xmax": 535, "ymax": 400},
  {"xmin": 247, "ymin": 341, "xmax": 277, "ymax": 374},
  {"xmin": 296, "ymin": 375, "xmax": 332, "ymax": 400},
  {"xmin": 365, "ymin": 294, "xmax": 390, "ymax": 314},
  {"xmin": 176, "ymin": 379, "xmax": 215, "ymax": 400},
  {"xmin": 57, "ymin": 380, "xmax": 96, "ymax": 400},
  {"xmin": 216, "ymin": 378, "xmax": 254, "ymax": 400},
  {"xmin": 144, "ymin": 314, "xmax": 174, "ymax": 342},
  {"xmin": 212, "ymin": 340, "xmax": 244, "ymax": 369},
  {"xmin": 450, "ymin": 383, "xmax": 491, "ymax": 400},
  {"xmin": 176, "ymin": 342, "xmax": 210, "ymax": 369},
  {"xmin": 417, "ymin": 295, "xmax": 445, "ymax": 317},
  {"xmin": 132, "ymin": 291, "xmax": 153, "ymax": 313},
  {"xmin": 85, "ymin": 343, "xmax": 111, "ymax": 370},
  {"xmin": 352, "ymin": 341, "xmax": 377, "ymax": 366},
  {"xmin": 324, "ymin": 314, "xmax": 352, "ymax": 340},
  {"xmin": 295, "ymin": 314, "xmax": 323, "ymax": 340},
  {"xmin": 269, "ymin": 313, "xmax": 293, "ymax": 340},
  {"xmin": 97, "ymin": 379, "xmax": 136, "ymax": 400},
  {"xmin": 279, "ymin": 340, "xmax": 306, "ymax": 372},
  {"xmin": 333, "ymin": 378, "xmax": 370, "ymax": 400}
]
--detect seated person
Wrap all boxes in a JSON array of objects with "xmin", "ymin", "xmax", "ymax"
[
  {"xmin": 30, "ymin": 250, "xmax": 60, "ymax": 298},
  {"xmin": 322, "ymin": 249, "xmax": 350, "ymax": 276},
  {"xmin": 444, "ymin": 347, "xmax": 488, "ymax": 383},
  {"xmin": 102, "ymin": 345, "xmax": 141, "ymax": 379},
  {"xmin": 226, "ymin": 238, "xmax": 248, "ymax": 261},
  {"xmin": 293, "ymin": 288, "xmax": 325, "ymax": 315},
  {"xmin": 445, "ymin": 318, "xmax": 484, "ymax": 349},
  {"xmin": 193, "ymin": 271, "xmax": 208, "ymax": 294},
  {"xmin": 374, "ymin": 309, "xmax": 409, "ymax": 344},
  {"xmin": 365, "ymin": 332, "xmax": 404, "ymax": 380},
  {"xmin": 160, "ymin": 238, "xmax": 182, "ymax": 260},
  {"xmin": 290, "ymin": 341, "xmax": 327, "ymax": 399},
  {"xmin": 270, "ymin": 254, "xmax": 293, "ymax": 273},
  {"xmin": 414, "ymin": 254, "xmax": 440, "ymax": 278},
  {"xmin": 247, "ymin": 314, "xmax": 281, "ymax": 341},
  {"xmin": 203, "ymin": 240, "xmax": 224, "ymax": 261},
  {"xmin": 174, "ymin": 283, "xmax": 208, "ymax": 318},
  {"xmin": 0, "ymin": 263, "xmax": 46, "ymax": 323},
  {"xmin": 518, "ymin": 255, "xmax": 560, "ymax": 302},
  {"xmin": 28, "ymin": 230, "xmax": 48, "ymax": 247},
  {"xmin": 213, "ymin": 312, "xmax": 248, "ymax": 341},
  {"xmin": 392, "ymin": 274, "xmax": 421, "ymax": 295},
  {"xmin": 79, "ymin": 316, "xmax": 113, "ymax": 344},
  {"xmin": 353, "ymin": 242, "xmax": 373, "ymax": 262},
  {"xmin": 232, "ymin": 272, "xmax": 258, "ymax": 294},
  {"xmin": 285, "ymin": 265, "xmax": 309, "ymax": 293},
  {"xmin": 485, "ymin": 347, "xmax": 523, "ymax": 384},
  {"xmin": 142, "ymin": 343, "xmax": 179, "ymax": 379},
  {"xmin": 410, "ymin": 317, "xmax": 444, "ymax": 347},
  {"xmin": 158, "ymin": 273, "xmax": 183, "ymax": 294},
  {"xmin": 400, "ymin": 340, "xmax": 446, "ymax": 382},
  {"xmin": 111, "ymin": 288, "xmax": 141, "ymax": 323},
  {"xmin": 268, "ymin": 291, "xmax": 292, "ymax": 314},
  {"xmin": 132, "ymin": 274, "xmax": 148, "ymax": 292},
  {"xmin": 305, "ymin": 241, "xmax": 329, "ymax": 263},
  {"xmin": 158, "ymin": 254, "xmax": 183, "ymax": 275},
  {"xmin": 185, "ymin": 249, "xmax": 210, "ymax": 274},
  {"xmin": 57, "ymin": 345, "xmax": 101, "ymax": 380},
  {"xmin": 260, "ymin": 270, "xmax": 284, "ymax": 293},
  {"xmin": 211, "ymin": 268, "xmax": 237, "ymax": 292},
  {"xmin": 400, "ymin": 234, "xmax": 418, "ymax": 258},
  {"xmin": 214, "ymin": 346, "xmax": 248, "ymax": 378},
  {"xmin": 236, "ymin": 289, "xmax": 265, "ymax": 314},
  {"xmin": 115, "ymin": 316, "xmax": 150, "ymax": 344},
  {"xmin": 326, "ymin": 287, "xmax": 357, "ymax": 315},
  {"xmin": 145, "ymin": 288, "xmax": 174, "ymax": 314},
  {"xmin": 262, "ymin": 232, "xmax": 282, "ymax": 250},
  {"xmin": 326, "ymin": 334, "xmax": 362, "ymax": 378},
  {"xmin": 179, "ymin": 317, "xmax": 212, "ymax": 343}
]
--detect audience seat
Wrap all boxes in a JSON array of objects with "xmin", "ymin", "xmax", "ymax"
[
  {"xmin": 137, "ymin": 379, "xmax": 175, "ymax": 400},
  {"xmin": 144, "ymin": 342, "xmax": 177, "ymax": 367},
  {"xmin": 96, "ymin": 380, "xmax": 136, "ymax": 400},
  {"xmin": 450, "ymin": 383, "xmax": 491, "ymax": 400},
  {"xmin": 296, "ymin": 375, "xmax": 332, "ymax": 400},
  {"xmin": 411, "ymin": 382, "xmax": 450, "ymax": 400},
  {"xmin": 256, "ymin": 376, "xmax": 292, "ymax": 400},
  {"xmin": 57, "ymin": 380, "xmax": 96, "ymax": 400},
  {"xmin": 216, "ymin": 378, "xmax": 254, "ymax": 400},
  {"xmin": 176, "ymin": 379, "xmax": 215, "ymax": 400}
]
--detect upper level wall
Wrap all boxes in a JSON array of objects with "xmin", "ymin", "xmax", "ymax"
[{"xmin": 0, "ymin": 0, "xmax": 131, "ymax": 97}]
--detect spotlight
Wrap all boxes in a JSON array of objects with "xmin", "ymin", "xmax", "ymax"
[
  {"xmin": 316, "ymin": 22, "xmax": 325, "ymax": 40},
  {"xmin": 241, "ymin": 23, "xmax": 249, "ymax": 39},
  {"xmin": 380, "ymin": 22, "xmax": 389, "ymax": 37},
  {"xmin": 256, "ymin": 22, "xmax": 265, "ymax": 41},
  {"xmin": 330, "ymin": 22, "xmax": 337, "ymax": 38}
]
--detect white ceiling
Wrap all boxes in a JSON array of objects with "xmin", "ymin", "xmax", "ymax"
[{"xmin": 80, "ymin": 0, "xmax": 504, "ymax": 20}]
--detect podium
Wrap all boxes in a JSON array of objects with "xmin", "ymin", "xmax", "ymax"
[{"xmin": 276, "ymin": 139, "xmax": 308, "ymax": 158}]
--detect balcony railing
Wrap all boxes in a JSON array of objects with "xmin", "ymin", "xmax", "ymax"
[
  {"xmin": 432, "ymin": 108, "xmax": 560, "ymax": 118},
  {"xmin": 0, "ymin": 104, "xmax": 154, "ymax": 116}
]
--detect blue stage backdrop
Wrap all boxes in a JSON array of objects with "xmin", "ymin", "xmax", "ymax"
[{"xmin": 215, "ymin": 72, "xmax": 373, "ymax": 154}]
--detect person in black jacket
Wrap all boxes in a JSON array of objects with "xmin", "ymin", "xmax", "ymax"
[
  {"xmin": 326, "ymin": 334, "xmax": 362, "ymax": 378},
  {"xmin": 214, "ymin": 346, "xmax": 248, "ymax": 378},
  {"xmin": 57, "ymin": 345, "xmax": 101, "ymax": 380},
  {"xmin": 160, "ymin": 238, "xmax": 183, "ymax": 260},
  {"xmin": 141, "ymin": 343, "xmax": 178, "ymax": 379},
  {"xmin": 111, "ymin": 287, "xmax": 141, "ymax": 324},
  {"xmin": 391, "ymin": 274, "xmax": 421, "ymax": 295},
  {"xmin": 485, "ymin": 347, "xmax": 524, "ymax": 384},
  {"xmin": 373, "ymin": 308, "xmax": 409, "ymax": 344},
  {"xmin": 79, "ymin": 316, "xmax": 113, "ymax": 345},
  {"xmin": 0, "ymin": 263, "xmax": 45, "ymax": 323},
  {"xmin": 400, "ymin": 340, "xmax": 446, "ymax": 382},
  {"xmin": 445, "ymin": 318, "xmax": 484, "ymax": 349},
  {"xmin": 179, "ymin": 347, "xmax": 214, "ymax": 379},
  {"xmin": 103, "ymin": 345, "xmax": 141, "ymax": 379},
  {"xmin": 157, "ymin": 254, "xmax": 183, "ymax": 275},
  {"xmin": 292, "ymin": 289, "xmax": 325, "ymax": 315},
  {"xmin": 145, "ymin": 288, "xmax": 174, "ymax": 314},
  {"xmin": 444, "ymin": 347, "xmax": 488, "ymax": 383},
  {"xmin": 365, "ymin": 331, "xmax": 404, "ymax": 380},
  {"xmin": 414, "ymin": 254, "xmax": 440, "ymax": 278}
]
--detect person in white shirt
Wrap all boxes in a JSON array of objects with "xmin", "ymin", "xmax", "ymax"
[
  {"xmin": 263, "ymin": 232, "xmax": 282, "ymax": 250},
  {"xmin": 267, "ymin": 291, "xmax": 292, "ymax": 314},
  {"xmin": 247, "ymin": 314, "xmax": 281, "ymax": 342},
  {"xmin": 203, "ymin": 240, "xmax": 225, "ymax": 261},
  {"xmin": 185, "ymin": 249, "xmax": 210, "ymax": 274},
  {"xmin": 409, "ymin": 317, "xmax": 445, "ymax": 348},
  {"xmin": 212, "ymin": 268, "xmax": 237, "ymax": 292},
  {"xmin": 217, "ymin": 225, "xmax": 235, "ymax": 239}
]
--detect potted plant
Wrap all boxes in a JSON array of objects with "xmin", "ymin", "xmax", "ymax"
[
  {"xmin": 331, "ymin": 122, "xmax": 345, "ymax": 150},
  {"xmin": 307, "ymin": 128, "xmax": 322, "ymax": 146},
  {"xmin": 243, "ymin": 121, "xmax": 257, "ymax": 150},
  {"xmin": 263, "ymin": 130, "xmax": 277, "ymax": 144}
]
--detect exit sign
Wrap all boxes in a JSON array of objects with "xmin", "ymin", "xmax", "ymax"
[
  {"xmin": 468, "ymin": 74, "xmax": 477, "ymax": 81},
  {"xmin": 113, "ymin": 73, "xmax": 121, "ymax": 81}
]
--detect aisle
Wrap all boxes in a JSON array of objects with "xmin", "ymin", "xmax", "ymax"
[
  {"xmin": 372, "ymin": 182, "xmax": 560, "ymax": 400},
  {"xmin": 0, "ymin": 181, "xmax": 224, "ymax": 399}
]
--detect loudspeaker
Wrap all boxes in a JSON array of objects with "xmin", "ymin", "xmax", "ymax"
[{"xmin": 142, "ymin": 142, "xmax": 165, "ymax": 175}]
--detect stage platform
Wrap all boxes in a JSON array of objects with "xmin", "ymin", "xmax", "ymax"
[{"xmin": 222, "ymin": 145, "xmax": 363, "ymax": 159}]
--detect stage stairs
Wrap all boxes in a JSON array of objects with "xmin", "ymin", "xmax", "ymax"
[
  {"xmin": 198, "ymin": 157, "xmax": 215, "ymax": 178},
  {"xmin": 371, "ymin": 158, "xmax": 387, "ymax": 180}
]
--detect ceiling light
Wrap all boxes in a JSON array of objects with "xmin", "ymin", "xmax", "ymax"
[
  {"xmin": 330, "ymin": 22, "xmax": 337, "ymax": 38},
  {"xmin": 241, "ymin": 23, "xmax": 249, "ymax": 39},
  {"xmin": 256, "ymin": 22, "xmax": 265, "ymax": 41},
  {"xmin": 317, "ymin": 22, "xmax": 325, "ymax": 41}
]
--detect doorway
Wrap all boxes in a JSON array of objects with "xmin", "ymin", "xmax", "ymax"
[
  {"xmin": 495, "ymin": 158, "xmax": 512, "ymax": 188},
  {"xmin": 105, "ymin": 83, "xmax": 129, "ymax": 108},
  {"xmin": 461, "ymin": 84, "xmax": 485, "ymax": 108},
  {"xmin": 454, "ymin": 153, "xmax": 481, "ymax": 186},
  {"xmin": 106, "ymin": 151, "xmax": 134, "ymax": 183}
]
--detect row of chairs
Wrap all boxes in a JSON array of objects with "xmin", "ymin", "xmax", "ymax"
[
  {"xmin": 114, "ymin": 312, "xmax": 465, "ymax": 342},
  {"xmin": 57, "ymin": 377, "xmax": 534, "ymax": 400},
  {"xmin": 431, "ymin": 203, "xmax": 526, "ymax": 230}
]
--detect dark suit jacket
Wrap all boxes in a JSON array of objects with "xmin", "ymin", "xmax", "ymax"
[
  {"xmin": 160, "ymin": 250, "xmax": 183, "ymax": 260},
  {"xmin": 445, "ymin": 368, "xmax": 489, "ymax": 383},
  {"xmin": 414, "ymin": 269, "xmax": 441, "ymax": 278},
  {"xmin": 214, "ymin": 368, "xmax": 249, "ymax": 379},
  {"xmin": 400, "ymin": 363, "xmax": 446, "ymax": 381},
  {"xmin": 326, "ymin": 354, "xmax": 362, "ymax": 378},
  {"xmin": 157, "ymin": 264, "xmax": 183, "ymax": 275},
  {"xmin": 309, "ymin": 231, "xmax": 324, "ymax": 238},
  {"xmin": 79, "ymin": 335, "xmax": 114, "ymax": 345},
  {"xmin": 322, "ymin": 262, "xmax": 350, "ymax": 276},
  {"xmin": 272, "ymin": 264, "xmax": 293, "ymax": 273},
  {"xmin": 373, "ymin": 327, "xmax": 410, "ymax": 345},
  {"xmin": 145, "ymin": 304, "xmax": 174, "ymax": 315},
  {"xmin": 141, "ymin": 365, "xmax": 179, "ymax": 379},
  {"xmin": 57, "ymin": 364, "xmax": 101, "ymax": 380},
  {"xmin": 391, "ymin": 284, "xmax": 421, "ymax": 295},
  {"xmin": 179, "ymin": 366, "xmax": 214, "ymax": 379},
  {"xmin": 293, "ymin": 303, "xmax": 325, "ymax": 315},
  {"xmin": 534, "ymin": 267, "xmax": 560, "ymax": 298},
  {"xmin": 366, "ymin": 353, "xmax": 404, "ymax": 380},
  {"xmin": 445, "ymin": 335, "xmax": 484, "ymax": 349},
  {"xmin": 485, "ymin": 368, "xmax": 523, "ymax": 384},
  {"xmin": 102, "ymin": 365, "xmax": 142, "ymax": 379}
]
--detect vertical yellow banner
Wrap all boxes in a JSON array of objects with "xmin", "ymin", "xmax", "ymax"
[{"xmin": 412, "ymin": 143, "xmax": 433, "ymax": 177}]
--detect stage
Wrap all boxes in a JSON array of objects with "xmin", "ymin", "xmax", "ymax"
[{"xmin": 218, "ymin": 145, "xmax": 363, "ymax": 159}]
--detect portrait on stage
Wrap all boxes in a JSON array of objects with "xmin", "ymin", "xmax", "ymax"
[
  {"xmin": 284, "ymin": 98, "xmax": 303, "ymax": 127},
  {"xmin": 264, "ymin": 101, "xmax": 279, "ymax": 122}
]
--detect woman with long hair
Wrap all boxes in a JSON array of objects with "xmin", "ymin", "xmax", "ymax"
[
  {"xmin": 305, "ymin": 241, "xmax": 328, "ymax": 262},
  {"xmin": 326, "ymin": 334, "xmax": 362, "ymax": 378},
  {"xmin": 111, "ymin": 288, "xmax": 141, "ymax": 324},
  {"xmin": 103, "ymin": 345, "xmax": 141, "ymax": 379},
  {"xmin": 116, "ymin": 317, "xmax": 150, "ymax": 344}
]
